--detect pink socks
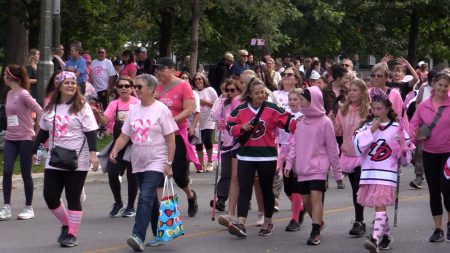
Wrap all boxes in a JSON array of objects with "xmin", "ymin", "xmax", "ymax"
[
  {"xmin": 50, "ymin": 203, "xmax": 68, "ymax": 226},
  {"xmin": 372, "ymin": 211, "xmax": 387, "ymax": 243},
  {"xmin": 291, "ymin": 193, "xmax": 303, "ymax": 222},
  {"xmin": 67, "ymin": 210, "xmax": 83, "ymax": 236}
]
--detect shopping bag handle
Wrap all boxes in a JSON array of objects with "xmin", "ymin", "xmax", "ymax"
[{"xmin": 162, "ymin": 176, "xmax": 175, "ymax": 199}]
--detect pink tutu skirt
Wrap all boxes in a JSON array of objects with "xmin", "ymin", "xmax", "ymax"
[{"xmin": 357, "ymin": 184, "xmax": 396, "ymax": 207}]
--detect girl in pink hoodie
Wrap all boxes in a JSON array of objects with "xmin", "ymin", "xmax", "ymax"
[
  {"xmin": 333, "ymin": 79, "xmax": 370, "ymax": 237},
  {"xmin": 284, "ymin": 86, "xmax": 343, "ymax": 246}
]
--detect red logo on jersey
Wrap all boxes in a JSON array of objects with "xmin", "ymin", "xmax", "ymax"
[{"xmin": 368, "ymin": 139, "xmax": 392, "ymax": 162}]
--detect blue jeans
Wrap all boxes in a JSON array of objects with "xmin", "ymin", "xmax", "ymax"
[{"xmin": 132, "ymin": 171, "xmax": 164, "ymax": 241}]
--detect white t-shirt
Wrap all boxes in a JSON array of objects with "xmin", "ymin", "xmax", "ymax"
[
  {"xmin": 40, "ymin": 103, "xmax": 99, "ymax": 171},
  {"xmin": 91, "ymin": 59, "xmax": 116, "ymax": 92},
  {"xmin": 122, "ymin": 101, "xmax": 178, "ymax": 174},
  {"xmin": 196, "ymin": 87, "xmax": 218, "ymax": 130}
]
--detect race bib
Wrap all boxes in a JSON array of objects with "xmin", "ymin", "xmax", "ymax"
[{"xmin": 7, "ymin": 115, "xmax": 19, "ymax": 127}]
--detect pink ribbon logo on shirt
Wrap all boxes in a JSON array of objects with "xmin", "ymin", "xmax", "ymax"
[
  {"xmin": 51, "ymin": 115, "xmax": 70, "ymax": 137},
  {"xmin": 131, "ymin": 119, "xmax": 152, "ymax": 143}
]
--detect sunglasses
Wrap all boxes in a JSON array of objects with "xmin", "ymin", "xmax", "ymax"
[
  {"xmin": 371, "ymin": 74, "xmax": 385, "ymax": 78},
  {"xmin": 98, "ymin": 51, "xmax": 105, "ymax": 54},
  {"xmin": 225, "ymin": 88, "xmax": 236, "ymax": 93},
  {"xmin": 281, "ymin": 72, "xmax": 294, "ymax": 77},
  {"xmin": 342, "ymin": 64, "xmax": 351, "ymax": 67},
  {"xmin": 134, "ymin": 84, "xmax": 144, "ymax": 90},
  {"xmin": 155, "ymin": 66, "xmax": 170, "ymax": 72},
  {"xmin": 117, "ymin": 84, "xmax": 131, "ymax": 89}
]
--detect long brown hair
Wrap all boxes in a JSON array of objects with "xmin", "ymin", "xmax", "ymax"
[
  {"xmin": 341, "ymin": 79, "xmax": 370, "ymax": 119},
  {"xmin": 240, "ymin": 77, "xmax": 265, "ymax": 103},
  {"xmin": 45, "ymin": 74, "xmax": 85, "ymax": 115},
  {"xmin": 279, "ymin": 66, "xmax": 303, "ymax": 90}
]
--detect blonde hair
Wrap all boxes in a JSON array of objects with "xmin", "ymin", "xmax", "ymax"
[
  {"xmin": 371, "ymin": 63, "xmax": 389, "ymax": 77},
  {"xmin": 240, "ymin": 77, "xmax": 265, "ymax": 102},
  {"xmin": 341, "ymin": 79, "xmax": 370, "ymax": 120},
  {"xmin": 27, "ymin": 49, "xmax": 39, "ymax": 65},
  {"xmin": 288, "ymin": 88, "xmax": 304, "ymax": 98}
]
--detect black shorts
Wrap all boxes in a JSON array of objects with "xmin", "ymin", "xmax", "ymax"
[{"xmin": 298, "ymin": 180, "xmax": 327, "ymax": 195}]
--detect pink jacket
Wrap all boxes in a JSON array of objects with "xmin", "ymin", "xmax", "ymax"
[
  {"xmin": 409, "ymin": 93, "xmax": 450, "ymax": 153},
  {"xmin": 285, "ymin": 86, "xmax": 343, "ymax": 182},
  {"xmin": 211, "ymin": 97, "xmax": 236, "ymax": 148},
  {"xmin": 334, "ymin": 105, "xmax": 363, "ymax": 173}
]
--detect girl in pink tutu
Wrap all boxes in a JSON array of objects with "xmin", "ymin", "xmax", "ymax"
[{"xmin": 353, "ymin": 88, "xmax": 411, "ymax": 252}]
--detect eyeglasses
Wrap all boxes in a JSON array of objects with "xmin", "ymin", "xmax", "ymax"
[
  {"xmin": 281, "ymin": 72, "xmax": 295, "ymax": 77},
  {"xmin": 117, "ymin": 84, "xmax": 131, "ymax": 89},
  {"xmin": 370, "ymin": 74, "xmax": 385, "ymax": 78},
  {"xmin": 225, "ymin": 88, "xmax": 236, "ymax": 93},
  {"xmin": 135, "ymin": 84, "xmax": 144, "ymax": 90},
  {"xmin": 98, "ymin": 51, "xmax": 105, "ymax": 54},
  {"xmin": 342, "ymin": 64, "xmax": 351, "ymax": 67}
]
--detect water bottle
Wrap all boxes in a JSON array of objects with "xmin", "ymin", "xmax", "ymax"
[{"xmin": 35, "ymin": 143, "xmax": 45, "ymax": 165}]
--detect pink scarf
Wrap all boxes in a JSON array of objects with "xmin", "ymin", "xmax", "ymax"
[{"xmin": 177, "ymin": 121, "xmax": 202, "ymax": 171}]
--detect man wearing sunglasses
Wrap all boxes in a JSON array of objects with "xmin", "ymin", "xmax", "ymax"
[
  {"xmin": 230, "ymin": 49, "xmax": 250, "ymax": 76},
  {"xmin": 91, "ymin": 48, "xmax": 116, "ymax": 111}
]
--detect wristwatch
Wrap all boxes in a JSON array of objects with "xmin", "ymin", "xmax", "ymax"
[{"xmin": 166, "ymin": 161, "xmax": 173, "ymax": 166}]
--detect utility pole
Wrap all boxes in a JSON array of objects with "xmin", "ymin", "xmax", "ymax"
[
  {"xmin": 37, "ymin": 0, "xmax": 54, "ymax": 105},
  {"xmin": 53, "ymin": 0, "xmax": 61, "ymax": 49}
]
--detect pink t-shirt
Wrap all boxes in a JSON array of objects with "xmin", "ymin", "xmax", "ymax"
[
  {"xmin": 103, "ymin": 96, "xmax": 140, "ymax": 132},
  {"xmin": 39, "ymin": 103, "xmax": 99, "ymax": 171},
  {"xmin": 5, "ymin": 89, "xmax": 43, "ymax": 141},
  {"xmin": 156, "ymin": 81, "xmax": 194, "ymax": 125},
  {"xmin": 122, "ymin": 101, "xmax": 178, "ymax": 173},
  {"xmin": 120, "ymin": 63, "xmax": 137, "ymax": 77}
]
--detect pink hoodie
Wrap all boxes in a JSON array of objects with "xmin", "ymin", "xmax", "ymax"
[
  {"xmin": 285, "ymin": 86, "xmax": 343, "ymax": 182},
  {"xmin": 409, "ymin": 93, "xmax": 450, "ymax": 153}
]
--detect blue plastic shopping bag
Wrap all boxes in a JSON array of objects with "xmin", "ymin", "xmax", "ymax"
[{"xmin": 157, "ymin": 176, "xmax": 184, "ymax": 241}]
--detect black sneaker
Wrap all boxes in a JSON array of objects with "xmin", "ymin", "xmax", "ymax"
[
  {"xmin": 285, "ymin": 219, "xmax": 300, "ymax": 232},
  {"xmin": 409, "ymin": 178, "xmax": 423, "ymax": 189},
  {"xmin": 228, "ymin": 223, "xmax": 247, "ymax": 238},
  {"xmin": 429, "ymin": 228, "xmax": 445, "ymax": 242},
  {"xmin": 447, "ymin": 222, "xmax": 450, "ymax": 241},
  {"xmin": 259, "ymin": 223, "xmax": 273, "ymax": 236},
  {"xmin": 60, "ymin": 234, "xmax": 77, "ymax": 247},
  {"xmin": 349, "ymin": 221, "xmax": 366, "ymax": 237},
  {"xmin": 306, "ymin": 229, "xmax": 320, "ymax": 245},
  {"xmin": 379, "ymin": 234, "xmax": 393, "ymax": 250},
  {"xmin": 57, "ymin": 225, "xmax": 69, "ymax": 244},
  {"xmin": 122, "ymin": 206, "xmax": 136, "ymax": 217},
  {"xmin": 188, "ymin": 190, "xmax": 198, "ymax": 217},
  {"xmin": 210, "ymin": 199, "xmax": 225, "ymax": 212},
  {"xmin": 109, "ymin": 202, "xmax": 124, "ymax": 218},
  {"xmin": 364, "ymin": 236, "xmax": 379, "ymax": 253}
]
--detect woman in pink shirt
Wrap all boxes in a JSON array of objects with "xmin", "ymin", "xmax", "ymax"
[
  {"xmin": 120, "ymin": 50, "xmax": 137, "ymax": 80},
  {"xmin": 0, "ymin": 65, "xmax": 43, "ymax": 221},
  {"xmin": 33, "ymin": 71, "xmax": 99, "ymax": 247},
  {"xmin": 409, "ymin": 71, "xmax": 450, "ymax": 242},
  {"xmin": 110, "ymin": 74, "xmax": 177, "ymax": 251},
  {"xmin": 94, "ymin": 76, "xmax": 140, "ymax": 218}
]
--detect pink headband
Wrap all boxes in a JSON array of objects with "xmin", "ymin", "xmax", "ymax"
[
  {"xmin": 5, "ymin": 67, "xmax": 19, "ymax": 81},
  {"xmin": 56, "ymin": 71, "xmax": 77, "ymax": 85}
]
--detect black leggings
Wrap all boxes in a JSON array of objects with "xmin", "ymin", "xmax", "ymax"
[
  {"xmin": 347, "ymin": 166, "xmax": 364, "ymax": 222},
  {"xmin": 422, "ymin": 151, "xmax": 450, "ymax": 216},
  {"xmin": 43, "ymin": 169, "xmax": 88, "ymax": 211},
  {"xmin": 217, "ymin": 149, "xmax": 233, "ymax": 201},
  {"xmin": 2, "ymin": 140, "xmax": 34, "ymax": 206},
  {"xmin": 237, "ymin": 160, "xmax": 276, "ymax": 219},
  {"xmin": 107, "ymin": 157, "xmax": 137, "ymax": 208},
  {"xmin": 172, "ymin": 135, "xmax": 190, "ymax": 189},
  {"xmin": 195, "ymin": 129, "xmax": 213, "ymax": 151},
  {"xmin": 97, "ymin": 90, "xmax": 109, "ymax": 111}
]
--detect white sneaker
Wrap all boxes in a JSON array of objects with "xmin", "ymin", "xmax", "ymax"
[
  {"xmin": 17, "ymin": 206, "xmax": 34, "ymax": 220},
  {"xmin": 0, "ymin": 206, "xmax": 12, "ymax": 220},
  {"xmin": 205, "ymin": 161, "xmax": 214, "ymax": 172},
  {"xmin": 256, "ymin": 212, "xmax": 264, "ymax": 227},
  {"xmin": 80, "ymin": 187, "xmax": 87, "ymax": 203}
]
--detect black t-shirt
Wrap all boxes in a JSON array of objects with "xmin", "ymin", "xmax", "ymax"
[
  {"xmin": 386, "ymin": 81, "xmax": 412, "ymax": 101},
  {"xmin": 137, "ymin": 58, "xmax": 155, "ymax": 75},
  {"xmin": 26, "ymin": 65, "xmax": 38, "ymax": 99}
]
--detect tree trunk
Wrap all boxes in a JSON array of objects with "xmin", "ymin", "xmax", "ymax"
[
  {"xmin": 407, "ymin": 8, "xmax": 419, "ymax": 66},
  {"xmin": 1, "ymin": 0, "xmax": 29, "ymax": 102},
  {"xmin": 159, "ymin": 7, "xmax": 175, "ymax": 57},
  {"xmin": 28, "ymin": 0, "xmax": 41, "ymax": 50},
  {"xmin": 189, "ymin": 0, "xmax": 200, "ymax": 76}
]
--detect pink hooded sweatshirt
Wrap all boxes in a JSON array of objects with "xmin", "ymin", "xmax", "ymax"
[
  {"xmin": 285, "ymin": 86, "xmax": 343, "ymax": 182},
  {"xmin": 409, "ymin": 93, "xmax": 450, "ymax": 153}
]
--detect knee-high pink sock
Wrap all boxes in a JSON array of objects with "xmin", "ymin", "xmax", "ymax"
[
  {"xmin": 291, "ymin": 193, "xmax": 303, "ymax": 222},
  {"xmin": 67, "ymin": 210, "xmax": 83, "ymax": 236},
  {"xmin": 382, "ymin": 216, "xmax": 391, "ymax": 236},
  {"xmin": 372, "ymin": 211, "xmax": 387, "ymax": 243},
  {"xmin": 50, "ymin": 203, "xmax": 69, "ymax": 226}
]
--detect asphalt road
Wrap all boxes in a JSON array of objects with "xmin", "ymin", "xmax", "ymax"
[{"xmin": 0, "ymin": 166, "xmax": 449, "ymax": 253}]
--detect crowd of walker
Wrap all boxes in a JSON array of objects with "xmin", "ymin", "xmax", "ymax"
[{"xmin": 0, "ymin": 42, "xmax": 449, "ymax": 253}]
